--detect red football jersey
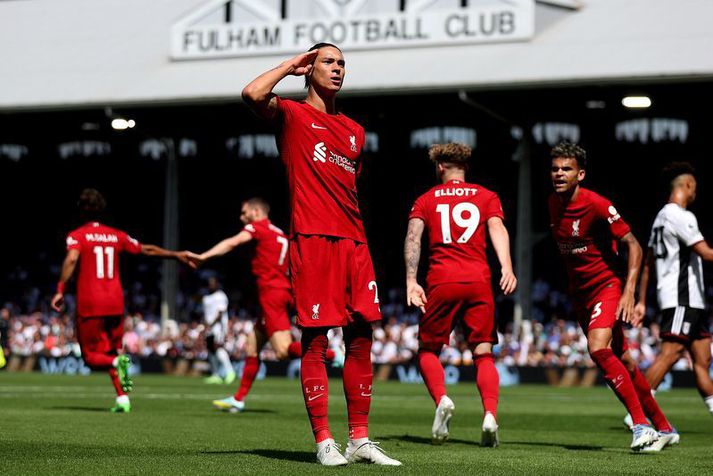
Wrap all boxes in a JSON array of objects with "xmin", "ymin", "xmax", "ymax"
[
  {"xmin": 243, "ymin": 218, "xmax": 290, "ymax": 291},
  {"xmin": 409, "ymin": 180, "xmax": 504, "ymax": 288},
  {"xmin": 548, "ymin": 188, "xmax": 631, "ymax": 296},
  {"xmin": 65, "ymin": 222, "xmax": 142, "ymax": 317},
  {"xmin": 276, "ymin": 97, "xmax": 367, "ymax": 242}
]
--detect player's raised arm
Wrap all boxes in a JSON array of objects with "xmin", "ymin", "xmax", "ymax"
[
  {"xmin": 632, "ymin": 247, "xmax": 655, "ymax": 327},
  {"xmin": 51, "ymin": 248, "xmax": 80, "ymax": 312},
  {"xmin": 242, "ymin": 50, "xmax": 319, "ymax": 120},
  {"xmin": 487, "ymin": 217, "xmax": 517, "ymax": 295},
  {"xmin": 404, "ymin": 218, "xmax": 427, "ymax": 313},
  {"xmin": 616, "ymin": 232, "xmax": 643, "ymax": 324}
]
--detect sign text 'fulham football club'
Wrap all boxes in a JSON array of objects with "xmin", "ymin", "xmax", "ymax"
[{"xmin": 171, "ymin": 0, "xmax": 535, "ymax": 60}]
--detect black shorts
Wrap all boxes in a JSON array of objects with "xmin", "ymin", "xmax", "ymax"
[{"xmin": 660, "ymin": 306, "xmax": 711, "ymax": 343}]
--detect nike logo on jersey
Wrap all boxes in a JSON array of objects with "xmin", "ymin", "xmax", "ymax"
[
  {"xmin": 308, "ymin": 393, "xmax": 324, "ymax": 401},
  {"xmin": 311, "ymin": 123, "xmax": 327, "ymax": 130}
]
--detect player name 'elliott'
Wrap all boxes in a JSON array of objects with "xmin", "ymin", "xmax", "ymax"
[{"xmin": 435, "ymin": 188, "xmax": 478, "ymax": 198}]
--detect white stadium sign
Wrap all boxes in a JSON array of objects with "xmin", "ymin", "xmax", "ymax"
[{"xmin": 171, "ymin": 0, "xmax": 535, "ymax": 60}]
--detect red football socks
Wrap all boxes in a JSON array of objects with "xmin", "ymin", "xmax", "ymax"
[
  {"xmin": 418, "ymin": 349, "xmax": 446, "ymax": 406},
  {"xmin": 591, "ymin": 349, "xmax": 648, "ymax": 425},
  {"xmin": 287, "ymin": 342, "xmax": 302, "ymax": 359},
  {"xmin": 109, "ymin": 368, "xmax": 126, "ymax": 396},
  {"xmin": 234, "ymin": 356, "xmax": 260, "ymax": 402},
  {"xmin": 300, "ymin": 329, "xmax": 332, "ymax": 443},
  {"xmin": 343, "ymin": 324, "xmax": 373, "ymax": 441},
  {"xmin": 630, "ymin": 366, "xmax": 673, "ymax": 432},
  {"xmin": 474, "ymin": 353, "xmax": 499, "ymax": 418}
]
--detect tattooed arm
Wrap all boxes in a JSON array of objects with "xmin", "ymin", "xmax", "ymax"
[{"xmin": 405, "ymin": 218, "xmax": 427, "ymax": 313}]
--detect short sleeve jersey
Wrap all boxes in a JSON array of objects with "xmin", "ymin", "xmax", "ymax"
[
  {"xmin": 648, "ymin": 203, "xmax": 705, "ymax": 309},
  {"xmin": 409, "ymin": 180, "xmax": 504, "ymax": 288},
  {"xmin": 202, "ymin": 290, "xmax": 229, "ymax": 326},
  {"xmin": 275, "ymin": 97, "xmax": 367, "ymax": 242},
  {"xmin": 66, "ymin": 222, "xmax": 142, "ymax": 318},
  {"xmin": 243, "ymin": 218, "xmax": 291, "ymax": 291},
  {"xmin": 549, "ymin": 188, "xmax": 631, "ymax": 296}
]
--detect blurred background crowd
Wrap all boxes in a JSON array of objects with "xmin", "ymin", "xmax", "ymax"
[{"xmin": 3, "ymin": 260, "xmax": 711, "ymax": 371}]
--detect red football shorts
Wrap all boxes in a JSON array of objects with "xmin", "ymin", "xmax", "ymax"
[
  {"xmin": 76, "ymin": 315, "xmax": 124, "ymax": 355},
  {"xmin": 290, "ymin": 234, "xmax": 381, "ymax": 328},
  {"xmin": 419, "ymin": 281, "xmax": 496, "ymax": 350},
  {"xmin": 255, "ymin": 287, "xmax": 293, "ymax": 337},
  {"xmin": 573, "ymin": 283, "xmax": 628, "ymax": 354}
]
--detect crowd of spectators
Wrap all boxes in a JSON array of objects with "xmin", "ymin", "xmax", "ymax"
[{"xmin": 3, "ymin": 279, "xmax": 710, "ymax": 372}]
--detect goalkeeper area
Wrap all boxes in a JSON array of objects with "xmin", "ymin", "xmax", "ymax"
[{"xmin": 1, "ymin": 374, "xmax": 710, "ymax": 475}]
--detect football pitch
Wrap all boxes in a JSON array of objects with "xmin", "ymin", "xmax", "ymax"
[{"xmin": 1, "ymin": 373, "xmax": 710, "ymax": 475}]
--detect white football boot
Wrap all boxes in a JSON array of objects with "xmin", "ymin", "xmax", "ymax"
[
  {"xmin": 630, "ymin": 424, "xmax": 658, "ymax": 451},
  {"xmin": 316, "ymin": 439, "xmax": 348, "ymax": 466},
  {"xmin": 623, "ymin": 413, "xmax": 634, "ymax": 431},
  {"xmin": 481, "ymin": 412, "xmax": 499, "ymax": 447},
  {"xmin": 212, "ymin": 396, "xmax": 245, "ymax": 413},
  {"xmin": 432, "ymin": 396, "xmax": 455, "ymax": 444},
  {"xmin": 641, "ymin": 428, "xmax": 680, "ymax": 452},
  {"xmin": 345, "ymin": 440, "xmax": 402, "ymax": 466}
]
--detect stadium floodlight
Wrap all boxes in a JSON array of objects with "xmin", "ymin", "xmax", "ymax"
[
  {"xmin": 622, "ymin": 96, "xmax": 651, "ymax": 108},
  {"xmin": 111, "ymin": 118, "xmax": 136, "ymax": 130}
]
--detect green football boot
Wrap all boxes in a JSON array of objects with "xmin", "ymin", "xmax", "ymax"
[
  {"xmin": 116, "ymin": 355, "xmax": 133, "ymax": 393},
  {"xmin": 110, "ymin": 401, "xmax": 131, "ymax": 413}
]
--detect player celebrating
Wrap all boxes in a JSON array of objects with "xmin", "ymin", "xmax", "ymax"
[
  {"xmin": 405, "ymin": 143, "xmax": 517, "ymax": 446},
  {"xmin": 632, "ymin": 162, "xmax": 713, "ymax": 419},
  {"xmin": 241, "ymin": 43, "xmax": 401, "ymax": 466},
  {"xmin": 548, "ymin": 142, "xmax": 674, "ymax": 451},
  {"xmin": 201, "ymin": 277, "xmax": 236, "ymax": 385},
  {"xmin": 51, "ymin": 188, "xmax": 189, "ymax": 412},
  {"xmin": 188, "ymin": 198, "xmax": 340, "ymax": 411}
]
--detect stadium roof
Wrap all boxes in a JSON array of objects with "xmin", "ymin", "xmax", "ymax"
[{"xmin": 0, "ymin": 0, "xmax": 712, "ymax": 111}]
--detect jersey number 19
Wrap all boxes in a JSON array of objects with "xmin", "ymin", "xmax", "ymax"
[{"xmin": 436, "ymin": 203, "xmax": 480, "ymax": 244}]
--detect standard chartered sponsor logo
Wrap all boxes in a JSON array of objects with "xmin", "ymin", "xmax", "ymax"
[
  {"xmin": 312, "ymin": 142, "xmax": 356, "ymax": 174},
  {"xmin": 313, "ymin": 142, "xmax": 327, "ymax": 163}
]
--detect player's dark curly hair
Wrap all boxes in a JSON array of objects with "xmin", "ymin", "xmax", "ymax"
[
  {"xmin": 429, "ymin": 143, "xmax": 471, "ymax": 168},
  {"xmin": 77, "ymin": 188, "xmax": 106, "ymax": 221},
  {"xmin": 243, "ymin": 197, "xmax": 270, "ymax": 214},
  {"xmin": 662, "ymin": 161, "xmax": 696, "ymax": 188},
  {"xmin": 304, "ymin": 43, "xmax": 342, "ymax": 89},
  {"xmin": 551, "ymin": 141, "xmax": 587, "ymax": 169}
]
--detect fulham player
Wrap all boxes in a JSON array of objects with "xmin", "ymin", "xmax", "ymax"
[
  {"xmin": 51, "ymin": 189, "xmax": 189, "ymax": 412},
  {"xmin": 187, "ymin": 198, "xmax": 339, "ymax": 412},
  {"xmin": 633, "ymin": 162, "xmax": 713, "ymax": 418},
  {"xmin": 201, "ymin": 277, "xmax": 235, "ymax": 385},
  {"xmin": 405, "ymin": 143, "xmax": 517, "ymax": 446},
  {"xmin": 548, "ymin": 143, "xmax": 675, "ymax": 451},
  {"xmin": 241, "ymin": 44, "xmax": 400, "ymax": 465}
]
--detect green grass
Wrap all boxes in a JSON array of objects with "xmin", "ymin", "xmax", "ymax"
[{"xmin": 0, "ymin": 373, "xmax": 710, "ymax": 475}]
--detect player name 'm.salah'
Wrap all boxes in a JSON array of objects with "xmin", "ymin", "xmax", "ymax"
[{"xmin": 84, "ymin": 233, "xmax": 119, "ymax": 243}]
